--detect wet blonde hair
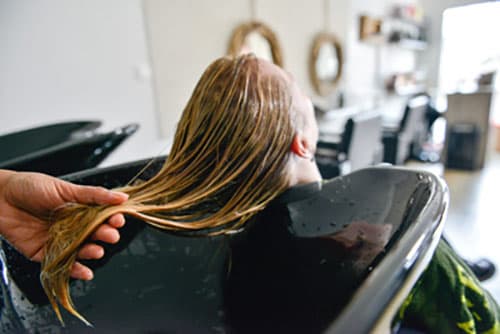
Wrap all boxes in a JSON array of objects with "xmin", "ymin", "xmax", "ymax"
[{"xmin": 41, "ymin": 54, "xmax": 298, "ymax": 325}]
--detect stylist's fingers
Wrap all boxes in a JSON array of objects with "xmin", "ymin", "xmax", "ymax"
[
  {"xmin": 91, "ymin": 224, "xmax": 120, "ymax": 244},
  {"xmin": 57, "ymin": 181, "xmax": 129, "ymax": 206},
  {"xmin": 78, "ymin": 244, "xmax": 104, "ymax": 260},
  {"xmin": 70, "ymin": 262, "xmax": 93, "ymax": 280},
  {"xmin": 108, "ymin": 213, "xmax": 125, "ymax": 228}
]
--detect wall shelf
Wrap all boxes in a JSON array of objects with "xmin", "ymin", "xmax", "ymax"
[
  {"xmin": 389, "ymin": 38, "xmax": 427, "ymax": 51},
  {"xmin": 359, "ymin": 14, "xmax": 428, "ymax": 51}
]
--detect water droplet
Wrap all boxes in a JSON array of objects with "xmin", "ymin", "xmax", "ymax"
[
  {"xmin": 206, "ymin": 290, "xmax": 216, "ymax": 299},
  {"xmin": 212, "ymin": 325, "xmax": 225, "ymax": 333}
]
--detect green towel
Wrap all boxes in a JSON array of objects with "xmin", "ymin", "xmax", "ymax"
[{"xmin": 398, "ymin": 240, "xmax": 500, "ymax": 333}]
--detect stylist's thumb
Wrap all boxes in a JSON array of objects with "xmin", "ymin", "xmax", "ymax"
[{"xmin": 58, "ymin": 180, "xmax": 129, "ymax": 206}]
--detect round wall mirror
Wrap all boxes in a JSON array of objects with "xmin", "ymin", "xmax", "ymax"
[
  {"xmin": 227, "ymin": 21, "xmax": 284, "ymax": 67},
  {"xmin": 309, "ymin": 32, "xmax": 343, "ymax": 96}
]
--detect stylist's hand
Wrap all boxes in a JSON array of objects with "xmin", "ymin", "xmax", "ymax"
[{"xmin": 0, "ymin": 170, "xmax": 128, "ymax": 281}]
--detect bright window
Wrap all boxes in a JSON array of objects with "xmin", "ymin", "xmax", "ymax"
[{"xmin": 439, "ymin": 1, "xmax": 500, "ymax": 122}]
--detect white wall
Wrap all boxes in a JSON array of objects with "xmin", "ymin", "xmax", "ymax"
[
  {"xmin": 144, "ymin": 0, "xmax": 349, "ymax": 138},
  {"xmin": 0, "ymin": 0, "xmax": 164, "ymax": 166}
]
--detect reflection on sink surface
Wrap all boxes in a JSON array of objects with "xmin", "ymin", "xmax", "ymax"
[{"xmin": 0, "ymin": 159, "xmax": 447, "ymax": 333}]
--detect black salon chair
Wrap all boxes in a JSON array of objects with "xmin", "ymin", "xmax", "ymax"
[
  {"xmin": 0, "ymin": 159, "xmax": 448, "ymax": 333},
  {"xmin": 382, "ymin": 94, "xmax": 430, "ymax": 165},
  {"xmin": 0, "ymin": 122, "xmax": 139, "ymax": 176},
  {"xmin": 316, "ymin": 127, "xmax": 350, "ymax": 179},
  {"xmin": 316, "ymin": 111, "xmax": 383, "ymax": 178}
]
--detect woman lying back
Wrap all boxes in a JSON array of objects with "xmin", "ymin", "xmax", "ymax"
[
  {"xmin": 42, "ymin": 55, "xmax": 499, "ymax": 333},
  {"xmin": 42, "ymin": 54, "xmax": 322, "ymax": 325}
]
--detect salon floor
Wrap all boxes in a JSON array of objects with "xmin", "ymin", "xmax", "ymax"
[{"xmin": 405, "ymin": 143, "xmax": 500, "ymax": 303}]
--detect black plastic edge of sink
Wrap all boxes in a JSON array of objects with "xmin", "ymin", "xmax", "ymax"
[{"xmin": 324, "ymin": 166, "xmax": 449, "ymax": 333}]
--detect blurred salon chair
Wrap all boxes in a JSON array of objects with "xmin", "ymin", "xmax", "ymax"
[
  {"xmin": 0, "ymin": 122, "xmax": 139, "ymax": 176},
  {"xmin": 0, "ymin": 158, "xmax": 447, "ymax": 333},
  {"xmin": 316, "ymin": 110, "xmax": 383, "ymax": 179},
  {"xmin": 382, "ymin": 94, "xmax": 430, "ymax": 165}
]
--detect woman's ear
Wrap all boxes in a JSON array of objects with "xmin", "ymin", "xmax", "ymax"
[{"xmin": 290, "ymin": 134, "xmax": 313, "ymax": 159}]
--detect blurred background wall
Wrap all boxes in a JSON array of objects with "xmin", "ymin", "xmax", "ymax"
[{"xmin": 0, "ymin": 0, "xmax": 490, "ymax": 164}]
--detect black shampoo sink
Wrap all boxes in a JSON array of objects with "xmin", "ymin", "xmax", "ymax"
[
  {"xmin": 0, "ymin": 159, "xmax": 448, "ymax": 333},
  {"xmin": 0, "ymin": 121, "xmax": 101, "ymax": 163},
  {"xmin": 0, "ymin": 122, "xmax": 139, "ymax": 176}
]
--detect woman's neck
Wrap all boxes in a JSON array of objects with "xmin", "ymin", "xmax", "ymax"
[{"xmin": 287, "ymin": 158, "xmax": 322, "ymax": 187}]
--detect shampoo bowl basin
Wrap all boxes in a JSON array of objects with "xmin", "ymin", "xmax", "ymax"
[
  {"xmin": 0, "ymin": 159, "xmax": 448, "ymax": 333},
  {"xmin": 0, "ymin": 122, "xmax": 139, "ymax": 176}
]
